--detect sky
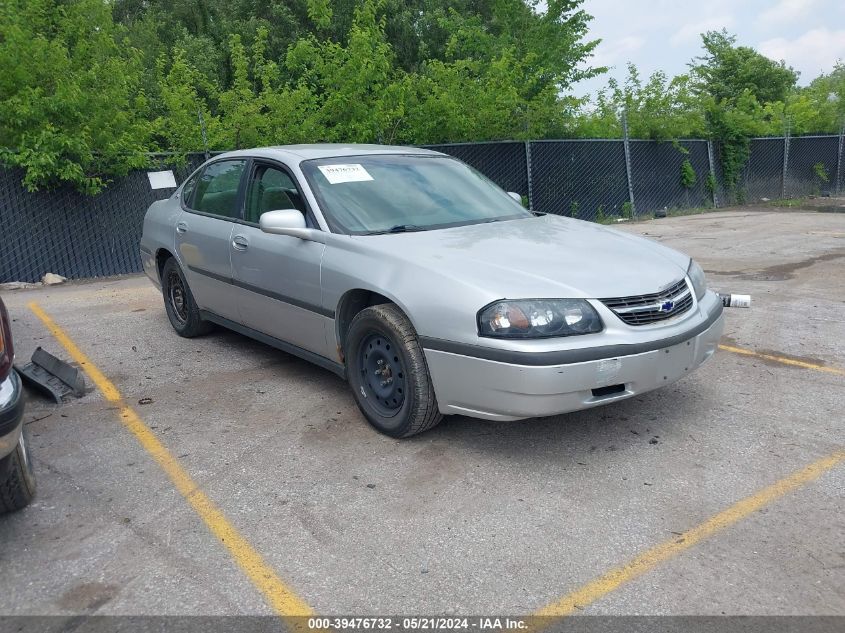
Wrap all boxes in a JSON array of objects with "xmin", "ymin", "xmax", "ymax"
[{"xmin": 571, "ymin": 0, "xmax": 845, "ymax": 99}]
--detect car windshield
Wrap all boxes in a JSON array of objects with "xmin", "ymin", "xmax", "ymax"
[{"xmin": 301, "ymin": 154, "xmax": 532, "ymax": 234}]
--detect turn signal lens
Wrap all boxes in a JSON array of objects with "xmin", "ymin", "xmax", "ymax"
[{"xmin": 488, "ymin": 303, "xmax": 530, "ymax": 332}]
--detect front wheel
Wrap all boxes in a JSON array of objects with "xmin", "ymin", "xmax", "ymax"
[{"xmin": 346, "ymin": 304, "xmax": 442, "ymax": 438}]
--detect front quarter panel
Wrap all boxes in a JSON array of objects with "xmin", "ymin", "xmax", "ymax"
[{"xmin": 320, "ymin": 235, "xmax": 501, "ymax": 345}]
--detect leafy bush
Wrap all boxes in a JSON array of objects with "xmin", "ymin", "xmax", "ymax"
[
  {"xmin": 812, "ymin": 162, "xmax": 830, "ymax": 183},
  {"xmin": 596, "ymin": 204, "xmax": 608, "ymax": 223},
  {"xmin": 680, "ymin": 159, "xmax": 697, "ymax": 189}
]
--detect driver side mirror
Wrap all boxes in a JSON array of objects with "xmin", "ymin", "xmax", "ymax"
[{"xmin": 259, "ymin": 209, "xmax": 325, "ymax": 243}]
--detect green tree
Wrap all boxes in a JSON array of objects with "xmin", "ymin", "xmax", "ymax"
[
  {"xmin": 152, "ymin": 49, "xmax": 221, "ymax": 154},
  {"xmin": 218, "ymin": 33, "xmax": 267, "ymax": 149},
  {"xmin": 115, "ymin": 0, "xmax": 319, "ymax": 92},
  {"xmin": 701, "ymin": 89, "xmax": 770, "ymax": 201},
  {"xmin": 286, "ymin": 1, "xmax": 405, "ymax": 143},
  {"xmin": 784, "ymin": 62, "xmax": 845, "ymax": 133},
  {"xmin": 690, "ymin": 31, "xmax": 798, "ymax": 199},
  {"xmin": 401, "ymin": 0, "xmax": 598, "ymax": 143},
  {"xmin": 570, "ymin": 64, "xmax": 706, "ymax": 139},
  {"xmin": 691, "ymin": 30, "xmax": 798, "ymax": 105},
  {"xmin": 403, "ymin": 48, "xmax": 571, "ymax": 142},
  {"xmin": 119, "ymin": 0, "xmax": 602, "ymax": 151},
  {"xmin": 0, "ymin": 0, "xmax": 152, "ymax": 192}
]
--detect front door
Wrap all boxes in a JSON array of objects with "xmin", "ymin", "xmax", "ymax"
[
  {"xmin": 176, "ymin": 159, "xmax": 247, "ymax": 322},
  {"xmin": 230, "ymin": 162, "xmax": 329, "ymax": 357}
]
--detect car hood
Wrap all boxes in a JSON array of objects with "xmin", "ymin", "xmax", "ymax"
[{"xmin": 353, "ymin": 214, "xmax": 691, "ymax": 299}]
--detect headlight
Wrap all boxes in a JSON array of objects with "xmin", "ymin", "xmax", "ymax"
[
  {"xmin": 478, "ymin": 299, "xmax": 603, "ymax": 339},
  {"xmin": 687, "ymin": 260, "xmax": 707, "ymax": 300}
]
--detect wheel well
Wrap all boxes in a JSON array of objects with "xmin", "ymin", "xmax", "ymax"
[
  {"xmin": 156, "ymin": 249, "xmax": 174, "ymax": 282},
  {"xmin": 335, "ymin": 290, "xmax": 392, "ymax": 362}
]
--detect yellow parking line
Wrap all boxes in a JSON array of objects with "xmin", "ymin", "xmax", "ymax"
[
  {"xmin": 718, "ymin": 344, "xmax": 844, "ymax": 376},
  {"xmin": 533, "ymin": 449, "xmax": 845, "ymax": 619},
  {"xmin": 28, "ymin": 302, "xmax": 313, "ymax": 618}
]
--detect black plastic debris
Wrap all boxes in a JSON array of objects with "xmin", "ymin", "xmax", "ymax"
[{"xmin": 16, "ymin": 347, "xmax": 86, "ymax": 403}]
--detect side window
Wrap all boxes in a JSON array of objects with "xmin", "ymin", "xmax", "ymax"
[
  {"xmin": 245, "ymin": 165, "xmax": 306, "ymax": 224},
  {"xmin": 192, "ymin": 160, "xmax": 247, "ymax": 218}
]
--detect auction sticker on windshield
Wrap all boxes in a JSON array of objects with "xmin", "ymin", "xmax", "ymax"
[{"xmin": 318, "ymin": 164, "xmax": 374, "ymax": 184}]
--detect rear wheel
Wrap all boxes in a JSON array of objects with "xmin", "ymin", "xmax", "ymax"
[
  {"xmin": 346, "ymin": 304, "xmax": 442, "ymax": 438},
  {"xmin": 162, "ymin": 257, "xmax": 212, "ymax": 338},
  {"xmin": 0, "ymin": 429, "xmax": 36, "ymax": 514}
]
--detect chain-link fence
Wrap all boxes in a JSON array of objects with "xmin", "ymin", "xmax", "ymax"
[
  {"xmin": 0, "ymin": 155, "xmax": 206, "ymax": 284},
  {"xmin": 424, "ymin": 141, "xmax": 529, "ymax": 201},
  {"xmin": 528, "ymin": 140, "xmax": 630, "ymax": 220},
  {"xmin": 2, "ymin": 132, "xmax": 844, "ymax": 283},
  {"xmin": 785, "ymin": 135, "xmax": 841, "ymax": 198},
  {"xmin": 742, "ymin": 138, "xmax": 785, "ymax": 203}
]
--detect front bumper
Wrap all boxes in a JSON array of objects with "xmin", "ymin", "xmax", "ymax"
[
  {"xmin": 0, "ymin": 370, "xmax": 25, "ymax": 461},
  {"xmin": 423, "ymin": 296, "xmax": 724, "ymax": 421}
]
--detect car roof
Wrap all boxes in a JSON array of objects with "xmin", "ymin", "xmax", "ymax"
[{"xmin": 212, "ymin": 144, "xmax": 445, "ymax": 163}]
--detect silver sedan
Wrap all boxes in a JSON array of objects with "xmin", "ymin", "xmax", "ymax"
[{"xmin": 140, "ymin": 145, "xmax": 724, "ymax": 437}]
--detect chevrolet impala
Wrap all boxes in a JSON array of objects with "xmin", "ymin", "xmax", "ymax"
[{"xmin": 140, "ymin": 145, "xmax": 724, "ymax": 437}]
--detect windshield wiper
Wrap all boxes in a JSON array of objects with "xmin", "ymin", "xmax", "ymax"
[{"xmin": 367, "ymin": 224, "xmax": 427, "ymax": 235}]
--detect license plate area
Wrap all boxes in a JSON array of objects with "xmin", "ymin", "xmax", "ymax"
[{"xmin": 658, "ymin": 339, "xmax": 696, "ymax": 383}]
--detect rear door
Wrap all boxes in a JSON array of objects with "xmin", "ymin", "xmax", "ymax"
[
  {"xmin": 230, "ymin": 161, "xmax": 329, "ymax": 357},
  {"xmin": 176, "ymin": 159, "xmax": 246, "ymax": 322}
]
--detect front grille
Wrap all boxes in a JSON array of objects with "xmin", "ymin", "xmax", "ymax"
[{"xmin": 600, "ymin": 278, "xmax": 693, "ymax": 326}]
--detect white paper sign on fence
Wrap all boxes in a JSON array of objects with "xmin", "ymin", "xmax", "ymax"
[{"xmin": 147, "ymin": 170, "xmax": 178, "ymax": 189}]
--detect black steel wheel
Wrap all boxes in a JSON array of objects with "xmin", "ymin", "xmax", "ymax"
[
  {"xmin": 167, "ymin": 268, "xmax": 189, "ymax": 325},
  {"xmin": 161, "ymin": 257, "xmax": 213, "ymax": 338},
  {"xmin": 346, "ymin": 304, "xmax": 442, "ymax": 438},
  {"xmin": 358, "ymin": 332, "xmax": 407, "ymax": 416}
]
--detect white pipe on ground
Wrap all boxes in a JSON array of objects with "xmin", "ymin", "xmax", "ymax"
[{"xmin": 719, "ymin": 293, "xmax": 751, "ymax": 308}]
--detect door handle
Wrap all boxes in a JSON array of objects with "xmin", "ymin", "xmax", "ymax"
[
  {"xmin": 176, "ymin": 221, "xmax": 188, "ymax": 234},
  {"xmin": 232, "ymin": 235, "xmax": 249, "ymax": 251}
]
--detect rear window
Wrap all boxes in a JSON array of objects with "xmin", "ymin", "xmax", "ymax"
[{"xmin": 191, "ymin": 160, "xmax": 247, "ymax": 219}]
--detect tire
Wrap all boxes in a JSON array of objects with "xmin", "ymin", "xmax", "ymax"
[
  {"xmin": 0, "ymin": 428, "xmax": 36, "ymax": 514},
  {"xmin": 161, "ymin": 257, "xmax": 213, "ymax": 338},
  {"xmin": 346, "ymin": 304, "xmax": 442, "ymax": 438}
]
